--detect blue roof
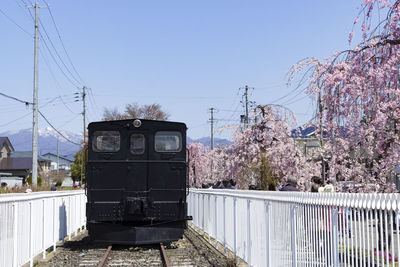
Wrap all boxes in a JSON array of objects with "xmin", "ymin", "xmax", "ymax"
[
  {"xmin": 291, "ymin": 125, "xmax": 346, "ymax": 139},
  {"xmin": 291, "ymin": 126, "xmax": 327, "ymax": 139}
]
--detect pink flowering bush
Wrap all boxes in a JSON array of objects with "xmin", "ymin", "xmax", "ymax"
[
  {"xmin": 293, "ymin": 0, "xmax": 400, "ymax": 192},
  {"xmin": 188, "ymin": 106, "xmax": 320, "ymax": 190},
  {"xmin": 189, "ymin": 1, "xmax": 400, "ymax": 192}
]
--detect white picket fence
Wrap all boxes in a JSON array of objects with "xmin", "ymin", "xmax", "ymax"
[
  {"xmin": 0, "ymin": 190, "xmax": 86, "ymax": 267},
  {"xmin": 188, "ymin": 189, "xmax": 400, "ymax": 267}
]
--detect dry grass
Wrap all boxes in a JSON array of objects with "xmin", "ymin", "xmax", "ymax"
[{"xmin": 0, "ymin": 185, "xmax": 76, "ymax": 194}]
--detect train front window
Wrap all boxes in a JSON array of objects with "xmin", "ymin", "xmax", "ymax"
[
  {"xmin": 130, "ymin": 134, "xmax": 145, "ymax": 154},
  {"xmin": 92, "ymin": 131, "xmax": 120, "ymax": 152},
  {"xmin": 155, "ymin": 131, "xmax": 182, "ymax": 152}
]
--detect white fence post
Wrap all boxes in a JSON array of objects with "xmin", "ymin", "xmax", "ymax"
[
  {"xmin": 53, "ymin": 197, "xmax": 56, "ymax": 252},
  {"xmin": 290, "ymin": 204, "xmax": 297, "ymax": 267},
  {"xmin": 223, "ymin": 196, "xmax": 226, "ymax": 256},
  {"xmin": 74, "ymin": 196, "xmax": 78, "ymax": 236},
  {"xmin": 202, "ymin": 194, "xmax": 205, "ymax": 237},
  {"xmin": 13, "ymin": 202, "xmax": 18, "ymax": 267},
  {"xmin": 29, "ymin": 201, "xmax": 33, "ymax": 267},
  {"xmin": 197, "ymin": 193, "xmax": 200, "ymax": 232},
  {"xmin": 62, "ymin": 197, "xmax": 65, "ymax": 246},
  {"xmin": 247, "ymin": 199, "xmax": 251, "ymax": 267},
  {"xmin": 332, "ymin": 207, "xmax": 339, "ymax": 267},
  {"xmin": 265, "ymin": 200, "xmax": 270, "ymax": 267},
  {"xmin": 68, "ymin": 196, "xmax": 71, "ymax": 240},
  {"xmin": 208, "ymin": 194, "xmax": 211, "ymax": 242},
  {"xmin": 215, "ymin": 195, "xmax": 218, "ymax": 248},
  {"xmin": 42, "ymin": 199, "xmax": 46, "ymax": 259},
  {"xmin": 233, "ymin": 197, "xmax": 237, "ymax": 260}
]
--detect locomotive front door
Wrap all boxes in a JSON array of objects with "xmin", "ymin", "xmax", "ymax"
[{"xmin": 124, "ymin": 129, "xmax": 149, "ymax": 218}]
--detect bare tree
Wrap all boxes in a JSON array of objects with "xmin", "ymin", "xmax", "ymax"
[{"xmin": 103, "ymin": 103, "xmax": 169, "ymax": 121}]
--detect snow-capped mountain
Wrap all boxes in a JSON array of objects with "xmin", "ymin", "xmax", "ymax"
[
  {"xmin": 187, "ymin": 136, "xmax": 232, "ymax": 148},
  {"xmin": 0, "ymin": 127, "xmax": 82, "ymax": 158}
]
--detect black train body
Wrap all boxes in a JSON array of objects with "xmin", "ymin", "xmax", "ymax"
[{"xmin": 86, "ymin": 119, "xmax": 190, "ymax": 245}]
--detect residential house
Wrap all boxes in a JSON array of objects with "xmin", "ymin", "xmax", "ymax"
[
  {"xmin": 0, "ymin": 137, "xmax": 14, "ymax": 159},
  {"xmin": 292, "ymin": 126, "xmax": 325, "ymax": 160},
  {"xmin": 41, "ymin": 153, "xmax": 74, "ymax": 174},
  {"xmin": 9, "ymin": 151, "xmax": 51, "ymax": 173},
  {"xmin": 0, "ymin": 137, "xmax": 32, "ymax": 178}
]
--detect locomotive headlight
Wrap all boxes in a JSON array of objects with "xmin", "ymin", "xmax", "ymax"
[{"xmin": 133, "ymin": 119, "xmax": 141, "ymax": 128}]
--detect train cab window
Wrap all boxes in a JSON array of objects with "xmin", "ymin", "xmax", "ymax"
[
  {"xmin": 155, "ymin": 131, "xmax": 182, "ymax": 152},
  {"xmin": 130, "ymin": 134, "xmax": 145, "ymax": 154},
  {"xmin": 92, "ymin": 131, "xmax": 120, "ymax": 152}
]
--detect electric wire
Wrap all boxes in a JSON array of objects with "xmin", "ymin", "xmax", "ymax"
[
  {"xmin": 38, "ymin": 17, "xmax": 82, "ymax": 86},
  {"xmin": 38, "ymin": 29, "xmax": 81, "ymax": 88},
  {"xmin": 19, "ymin": 0, "xmax": 81, "ymax": 89},
  {"xmin": 42, "ymin": 0, "xmax": 86, "ymax": 85},
  {"xmin": 38, "ymin": 110, "xmax": 81, "ymax": 145},
  {"xmin": 0, "ymin": 7, "xmax": 32, "ymax": 37},
  {"xmin": 0, "ymin": 92, "xmax": 32, "ymax": 105},
  {"xmin": 87, "ymin": 88, "xmax": 101, "ymax": 114},
  {"xmin": 0, "ymin": 112, "xmax": 31, "ymax": 128},
  {"xmin": 39, "ymin": 46, "xmax": 81, "ymax": 114},
  {"xmin": 14, "ymin": 0, "xmax": 32, "ymax": 20}
]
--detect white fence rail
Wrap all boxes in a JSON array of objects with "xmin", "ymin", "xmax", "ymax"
[
  {"xmin": 0, "ymin": 190, "xmax": 86, "ymax": 267},
  {"xmin": 188, "ymin": 189, "xmax": 400, "ymax": 267}
]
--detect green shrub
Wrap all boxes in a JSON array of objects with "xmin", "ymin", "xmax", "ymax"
[
  {"xmin": 27, "ymin": 175, "xmax": 42, "ymax": 186},
  {"xmin": 55, "ymin": 178, "xmax": 63, "ymax": 187}
]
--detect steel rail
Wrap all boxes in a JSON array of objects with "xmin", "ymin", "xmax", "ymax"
[
  {"xmin": 160, "ymin": 243, "xmax": 171, "ymax": 267},
  {"xmin": 97, "ymin": 245, "xmax": 112, "ymax": 267}
]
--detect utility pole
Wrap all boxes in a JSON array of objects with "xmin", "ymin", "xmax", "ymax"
[
  {"xmin": 57, "ymin": 137, "xmax": 59, "ymax": 173},
  {"xmin": 245, "ymin": 85, "xmax": 249, "ymax": 128},
  {"xmin": 240, "ymin": 85, "xmax": 252, "ymax": 129},
  {"xmin": 82, "ymin": 86, "xmax": 87, "ymax": 143},
  {"xmin": 81, "ymin": 86, "xmax": 87, "ymax": 186},
  {"xmin": 210, "ymin": 108, "xmax": 214, "ymax": 150},
  {"xmin": 31, "ymin": 3, "xmax": 40, "ymax": 186},
  {"xmin": 318, "ymin": 91, "xmax": 326, "ymax": 184}
]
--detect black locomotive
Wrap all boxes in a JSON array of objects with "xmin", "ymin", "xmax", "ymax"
[{"xmin": 86, "ymin": 119, "xmax": 190, "ymax": 245}]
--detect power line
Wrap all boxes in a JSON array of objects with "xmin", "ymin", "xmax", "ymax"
[
  {"xmin": 0, "ymin": 111, "xmax": 32, "ymax": 128},
  {"xmin": 38, "ymin": 28, "xmax": 81, "ymax": 88},
  {"xmin": 281, "ymin": 91, "xmax": 310, "ymax": 106},
  {"xmin": 39, "ymin": 47, "xmax": 81, "ymax": 114},
  {"xmin": 215, "ymin": 108, "xmax": 242, "ymax": 112},
  {"xmin": 19, "ymin": 1, "xmax": 81, "ymax": 89},
  {"xmin": 38, "ymin": 17, "xmax": 82, "ymax": 86},
  {"xmin": 0, "ymin": 7, "xmax": 32, "ymax": 36},
  {"xmin": 0, "ymin": 92, "xmax": 32, "ymax": 105},
  {"xmin": 38, "ymin": 110, "xmax": 81, "ymax": 145},
  {"xmin": 42, "ymin": 0, "xmax": 86, "ymax": 85},
  {"xmin": 87, "ymin": 88, "xmax": 101, "ymax": 114}
]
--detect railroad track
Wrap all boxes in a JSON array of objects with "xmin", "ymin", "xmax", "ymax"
[
  {"xmin": 39, "ymin": 229, "xmax": 229, "ymax": 267},
  {"xmin": 96, "ymin": 243, "xmax": 170, "ymax": 267}
]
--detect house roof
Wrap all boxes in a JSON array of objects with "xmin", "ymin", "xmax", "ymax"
[
  {"xmin": 0, "ymin": 137, "xmax": 15, "ymax": 152},
  {"xmin": 291, "ymin": 126, "xmax": 328, "ymax": 139},
  {"xmin": 0, "ymin": 158, "xmax": 31, "ymax": 171},
  {"xmin": 41, "ymin": 153, "xmax": 74, "ymax": 162},
  {"xmin": 10, "ymin": 151, "xmax": 51, "ymax": 162}
]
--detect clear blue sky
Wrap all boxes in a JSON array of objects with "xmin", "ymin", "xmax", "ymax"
[{"xmin": 0, "ymin": 0, "xmax": 362, "ymax": 140}]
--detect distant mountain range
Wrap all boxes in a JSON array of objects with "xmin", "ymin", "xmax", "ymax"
[
  {"xmin": 187, "ymin": 136, "xmax": 232, "ymax": 148},
  {"xmin": 0, "ymin": 128, "xmax": 82, "ymax": 158},
  {"xmin": 0, "ymin": 128, "xmax": 232, "ymax": 158}
]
